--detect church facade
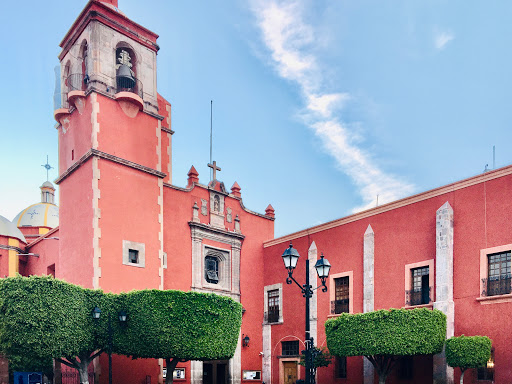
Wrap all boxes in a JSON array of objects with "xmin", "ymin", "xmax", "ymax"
[{"xmin": 1, "ymin": 1, "xmax": 511, "ymax": 384}]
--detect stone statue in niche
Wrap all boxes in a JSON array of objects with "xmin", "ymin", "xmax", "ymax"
[
  {"xmin": 226, "ymin": 207, "xmax": 232, "ymax": 223},
  {"xmin": 213, "ymin": 195, "xmax": 220, "ymax": 212},
  {"xmin": 201, "ymin": 199, "xmax": 208, "ymax": 216}
]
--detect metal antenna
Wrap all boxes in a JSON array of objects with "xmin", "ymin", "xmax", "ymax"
[
  {"xmin": 210, "ymin": 100, "xmax": 213, "ymax": 181},
  {"xmin": 493, "ymin": 145, "xmax": 495, "ymax": 169},
  {"xmin": 41, "ymin": 155, "xmax": 54, "ymax": 181}
]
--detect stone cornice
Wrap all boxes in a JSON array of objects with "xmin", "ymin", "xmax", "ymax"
[
  {"xmin": 55, "ymin": 149, "xmax": 166, "ymax": 184},
  {"xmin": 264, "ymin": 164, "xmax": 512, "ymax": 248},
  {"xmin": 189, "ymin": 221, "xmax": 245, "ymax": 242}
]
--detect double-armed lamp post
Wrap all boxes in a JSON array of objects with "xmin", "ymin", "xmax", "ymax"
[
  {"xmin": 281, "ymin": 242, "xmax": 331, "ymax": 384},
  {"xmin": 92, "ymin": 306, "xmax": 128, "ymax": 384}
]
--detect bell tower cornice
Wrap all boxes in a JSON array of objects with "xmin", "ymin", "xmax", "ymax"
[{"xmin": 59, "ymin": 0, "xmax": 159, "ymax": 61}]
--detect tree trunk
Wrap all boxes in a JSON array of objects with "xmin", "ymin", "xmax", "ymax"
[
  {"xmin": 78, "ymin": 363, "xmax": 90, "ymax": 384},
  {"xmin": 165, "ymin": 358, "xmax": 179, "ymax": 384},
  {"xmin": 460, "ymin": 368, "xmax": 466, "ymax": 384}
]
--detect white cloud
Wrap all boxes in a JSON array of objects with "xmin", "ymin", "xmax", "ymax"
[
  {"xmin": 251, "ymin": 0, "xmax": 415, "ymax": 211},
  {"xmin": 434, "ymin": 30, "xmax": 454, "ymax": 50}
]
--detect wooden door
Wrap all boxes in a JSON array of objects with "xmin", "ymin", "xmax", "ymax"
[{"xmin": 283, "ymin": 362, "xmax": 297, "ymax": 384}]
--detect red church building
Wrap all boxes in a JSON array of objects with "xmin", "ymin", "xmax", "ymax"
[{"xmin": 0, "ymin": 1, "xmax": 510, "ymax": 384}]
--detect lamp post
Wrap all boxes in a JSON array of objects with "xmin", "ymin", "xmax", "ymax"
[
  {"xmin": 92, "ymin": 306, "xmax": 128, "ymax": 384},
  {"xmin": 281, "ymin": 242, "xmax": 331, "ymax": 384}
]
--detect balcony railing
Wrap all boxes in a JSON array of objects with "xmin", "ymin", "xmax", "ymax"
[
  {"xmin": 330, "ymin": 299, "xmax": 349, "ymax": 315},
  {"xmin": 482, "ymin": 274, "xmax": 511, "ymax": 297},
  {"xmin": 264, "ymin": 310, "xmax": 280, "ymax": 323},
  {"xmin": 62, "ymin": 73, "xmax": 144, "ymax": 104},
  {"xmin": 405, "ymin": 287, "xmax": 431, "ymax": 306}
]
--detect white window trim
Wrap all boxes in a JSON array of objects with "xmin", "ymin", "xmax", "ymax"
[
  {"xmin": 122, "ymin": 240, "xmax": 145, "ymax": 268},
  {"xmin": 264, "ymin": 283, "xmax": 283, "ymax": 324}
]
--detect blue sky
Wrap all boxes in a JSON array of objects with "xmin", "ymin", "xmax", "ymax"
[{"xmin": 1, "ymin": 1, "xmax": 512, "ymax": 238}]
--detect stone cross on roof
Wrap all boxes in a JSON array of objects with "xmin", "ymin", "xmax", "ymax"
[{"xmin": 208, "ymin": 160, "xmax": 221, "ymax": 181}]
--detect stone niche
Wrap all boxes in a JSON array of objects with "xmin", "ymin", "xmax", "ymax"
[{"xmin": 209, "ymin": 191, "xmax": 225, "ymax": 229}]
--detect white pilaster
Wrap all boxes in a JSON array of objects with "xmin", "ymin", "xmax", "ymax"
[
  {"xmin": 308, "ymin": 242, "xmax": 318, "ymax": 344},
  {"xmin": 363, "ymin": 225, "xmax": 375, "ymax": 384},
  {"xmin": 433, "ymin": 202, "xmax": 454, "ymax": 384}
]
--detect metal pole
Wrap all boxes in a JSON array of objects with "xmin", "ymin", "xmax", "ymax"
[
  {"xmin": 108, "ymin": 315, "xmax": 112, "ymax": 384},
  {"xmin": 305, "ymin": 258, "xmax": 311, "ymax": 384}
]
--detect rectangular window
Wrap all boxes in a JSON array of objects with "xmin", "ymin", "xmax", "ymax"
[
  {"xmin": 477, "ymin": 348, "xmax": 495, "ymax": 381},
  {"xmin": 128, "ymin": 249, "xmax": 139, "ymax": 264},
  {"xmin": 332, "ymin": 276, "xmax": 349, "ymax": 314},
  {"xmin": 335, "ymin": 356, "xmax": 347, "ymax": 379},
  {"xmin": 407, "ymin": 266, "xmax": 430, "ymax": 305},
  {"xmin": 486, "ymin": 252, "xmax": 511, "ymax": 296},
  {"xmin": 267, "ymin": 289, "xmax": 280, "ymax": 323},
  {"xmin": 281, "ymin": 341, "xmax": 299, "ymax": 356},
  {"xmin": 205, "ymin": 256, "xmax": 219, "ymax": 284}
]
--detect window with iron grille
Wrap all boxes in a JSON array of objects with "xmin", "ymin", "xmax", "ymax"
[
  {"xmin": 477, "ymin": 348, "xmax": 495, "ymax": 381},
  {"xmin": 335, "ymin": 356, "xmax": 347, "ymax": 379},
  {"xmin": 281, "ymin": 341, "xmax": 299, "ymax": 356},
  {"xmin": 485, "ymin": 252, "xmax": 511, "ymax": 296},
  {"xmin": 332, "ymin": 276, "xmax": 349, "ymax": 314},
  {"xmin": 407, "ymin": 266, "xmax": 430, "ymax": 305},
  {"xmin": 267, "ymin": 289, "xmax": 280, "ymax": 323},
  {"xmin": 128, "ymin": 249, "xmax": 139, "ymax": 264},
  {"xmin": 205, "ymin": 256, "xmax": 219, "ymax": 284}
]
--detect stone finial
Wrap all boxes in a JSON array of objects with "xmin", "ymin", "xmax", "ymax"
[
  {"xmin": 235, "ymin": 214, "xmax": 241, "ymax": 233},
  {"xmin": 265, "ymin": 204, "xmax": 275, "ymax": 218},
  {"xmin": 187, "ymin": 166, "xmax": 199, "ymax": 188},
  {"xmin": 231, "ymin": 182, "xmax": 241, "ymax": 198},
  {"xmin": 192, "ymin": 202, "xmax": 200, "ymax": 223}
]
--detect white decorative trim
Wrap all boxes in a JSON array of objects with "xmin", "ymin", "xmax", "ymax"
[
  {"xmin": 92, "ymin": 156, "xmax": 101, "ymax": 289},
  {"xmin": 122, "ymin": 240, "xmax": 145, "ymax": 268},
  {"xmin": 158, "ymin": 178, "xmax": 164, "ymax": 288}
]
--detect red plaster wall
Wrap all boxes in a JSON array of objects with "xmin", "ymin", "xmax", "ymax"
[
  {"xmin": 97, "ymin": 160, "xmax": 161, "ymax": 292},
  {"xmin": 58, "ymin": 95, "xmax": 94, "ymax": 174},
  {"xmin": 58, "ymin": 161, "xmax": 95, "ymax": 288},
  {"xmin": 24, "ymin": 231, "xmax": 60, "ymax": 277},
  {"xmin": 97, "ymin": 94, "xmax": 159, "ymax": 171},
  {"xmin": 0, "ymin": 236, "xmax": 9, "ymax": 278}
]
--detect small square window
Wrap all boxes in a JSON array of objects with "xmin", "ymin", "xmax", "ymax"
[
  {"xmin": 128, "ymin": 249, "xmax": 139, "ymax": 264},
  {"xmin": 122, "ymin": 240, "xmax": 145, "ymax": 268},
  {"xmin": 485, "ymin": 252, "xmax": 511, "ymax": 296}
]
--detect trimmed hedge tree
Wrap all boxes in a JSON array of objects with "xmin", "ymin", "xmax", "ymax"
[
  {"xmin": 0, "ymin": 276, "xmax": 105, "ymax": 384},
  {"xmin": 325, "ymin": 308, "xmax": 446, "ymax": 384},
  {"xmin": 113, "ymin": 289, "xmax": 242, "ymax": 384},
  {"xmin": 445, "ymin": 335, "xmax": 492, "ymax": 384},
  {"xmin": 0, "ymin": 276, "xmax": 242, "ymax": 384}
]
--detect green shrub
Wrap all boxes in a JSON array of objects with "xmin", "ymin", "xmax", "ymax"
[{"xmin": 446, "ymin": 335, "xmax": 491, "ymax": 369}]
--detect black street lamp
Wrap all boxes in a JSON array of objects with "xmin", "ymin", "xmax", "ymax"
[
  {"xmin": 281, "ymin": 242, "xmax": 331, "ymax": 384},
  {"xmin": 92, "ymin": 306, "xmax": 128, "ymax": 384}
]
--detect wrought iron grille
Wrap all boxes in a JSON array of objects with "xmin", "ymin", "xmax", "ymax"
[
  {"xmin": 482, "ymin": 274, "xmax": 512, "ymax": 296},
  {"xmin": 264, "ymin": 311, "xmax": 280, "ymax": 323},
  {"xmin": 61, "ymin": 371, "xmax": 95, "ymax": 384},
  {"xmin": 330, "ymin": 299, "xmax": 349, "ymax": 314},
  {"xmin": 405, "ymin": 286, "xmax": 431, "ymax": 306},
  {"xmin": 281, "ymin": 340, "xmax": 299, "ymax": 356},
  {"xmin": 64, "ymin": 72, "xmax": 144, "ymax": 102}
]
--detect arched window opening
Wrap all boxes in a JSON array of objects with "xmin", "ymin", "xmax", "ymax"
[
  {"xmin": 115, "ymin": 46, "xmax": 137, "ymax": 91},
  {"xmin": 63, "ymin": 61, "xmax": 71, "ymax": 93}
]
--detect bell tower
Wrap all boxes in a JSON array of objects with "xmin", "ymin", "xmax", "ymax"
[{"xmin": 54, "ymin": 0, "xmax": 172, "ymax": 293}]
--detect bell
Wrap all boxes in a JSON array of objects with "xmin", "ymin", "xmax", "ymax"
[{"xmin": 116, "ymin": 64, "xmax": 136, "ymax": 89}]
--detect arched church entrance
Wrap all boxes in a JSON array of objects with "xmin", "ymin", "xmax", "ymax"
[{"xmin": 202, "ymin": 360, "xmax": 229, "ymax": 384}]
